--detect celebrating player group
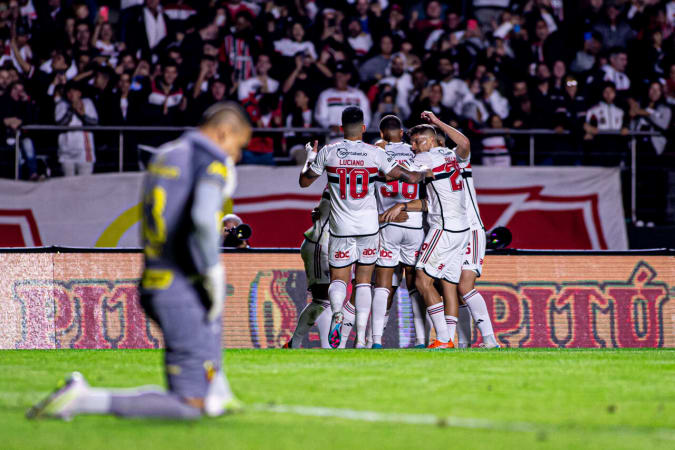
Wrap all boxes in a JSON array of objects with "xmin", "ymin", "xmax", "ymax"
[{"xmin": 288, "ymin": 106, "xmax": 499, "ymax": 350}]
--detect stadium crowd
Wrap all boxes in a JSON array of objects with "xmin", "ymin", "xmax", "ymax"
[{"xmin": 0, "ymin": 0, "xmax": 674, "ymax": 220}]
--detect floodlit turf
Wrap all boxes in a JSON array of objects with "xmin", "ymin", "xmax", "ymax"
[{"xmin": 1, "ymin": 349, "xmax": 674, "ymax": 450}]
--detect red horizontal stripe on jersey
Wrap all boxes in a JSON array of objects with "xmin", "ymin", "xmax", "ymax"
[
  {"xmin": 326, "ymin": 166, "xmax": 379, "ymax": 174},
  {"xmin": 432, "ymin": 164, "xmax": 447, "ymax": 173},
  {"xmin": 235, "ymin": 193, "xmax": 322, "ymax": 204}
]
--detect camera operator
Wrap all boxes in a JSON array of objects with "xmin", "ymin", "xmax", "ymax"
[{"xmin": 221, "ymin": 214, "xmax": 251, "ymax": 248}]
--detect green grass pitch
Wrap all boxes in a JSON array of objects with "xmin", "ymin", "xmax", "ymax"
[{"xmin": 1, "ymin": 349, "xmax": 674, "ymax": 449}]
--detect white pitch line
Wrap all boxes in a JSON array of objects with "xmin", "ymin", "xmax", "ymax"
[
  {"xmin": 250, "ymin": 403, "xmax": 539, "ymax": 432},
  {"xmin": 249, "ymin": 403, "xmax": 675, "ymax": 440}
]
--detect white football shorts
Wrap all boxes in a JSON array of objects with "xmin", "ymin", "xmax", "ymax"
[
  {"xmin": 461, "ymin": 228, "xmax": 486, "ymax": 277},
  {"xmin": 329, "ymin": 233, "xmax": 379, "ymax": 268},
  {"xmin": 376, "ymin": 225, "xmax": 425, "ymax": 268},
  {"xmin": 415, "ymin": 228, "xmax": 469, "ymax": 283}
]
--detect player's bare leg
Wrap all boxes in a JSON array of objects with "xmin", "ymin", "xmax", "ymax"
[
  {"xmin": 415, "ymin": 269, "xmax": 451, "ymax": 347},
  {"xmin": 440, "ymin": 280, "xmax": 459, "ymax": 345},
  {"xmin": 403, "ymin": 265, "xmax": 426, "ymax": 348},
  {"xmin": 458, "ymin": 270, "xmax": 499, "ymax": 348},
  {"xmin": 328, "ymin": 265, "xmax": 352, "ymax": 348}
]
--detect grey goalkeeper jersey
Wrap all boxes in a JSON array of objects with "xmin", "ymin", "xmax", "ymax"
[{"xmin": 141, "ymin": 131, "xmax": 236, "ymax": 281}]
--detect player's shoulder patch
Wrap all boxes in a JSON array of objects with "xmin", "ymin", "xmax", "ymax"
[{"xmin": 206, "ymin": 160, "xmax": 228, "ymax": 179}]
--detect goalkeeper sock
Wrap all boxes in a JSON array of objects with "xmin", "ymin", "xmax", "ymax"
[
  {"xmin": 457, "ymin": 304, "xmax": 472, "ymax": 348},
  {"xmin": 314, "ymin": 300, "xmax": 331, "ymax": 349},
  {"xmin": 409, "ymin": 288, "xmax": 426, "ymax": 346},
  {"xmin": 291, "ymin": 300, "xmax": 328, "ymax": 348}
]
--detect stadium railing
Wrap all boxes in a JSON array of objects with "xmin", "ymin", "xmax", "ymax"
[{"xmin": 13, "ymin": 125, "xmax": 663, "ymax": 223}]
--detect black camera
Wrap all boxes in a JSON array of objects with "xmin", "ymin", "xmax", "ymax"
[
  {"xmin": 223, "ymin": 224, "xmax": 252, "ymax": 247},
  {"xmin": 485, "ymin": 226, "xmax": 512, "ymax": 250}
]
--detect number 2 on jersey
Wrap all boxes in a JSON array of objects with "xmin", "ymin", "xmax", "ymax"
[
  {"xmin": 336, "ymin": 168, "xmax": 370, "ymax": 199},
  {"xmin": 446, "ymin": 162, "xmax": 463, "ymax": 191}
]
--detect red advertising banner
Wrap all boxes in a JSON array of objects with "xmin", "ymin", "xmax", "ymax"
[{"xmin": 1, "ymin": 251, "xmax": 672, "ymax": 349}]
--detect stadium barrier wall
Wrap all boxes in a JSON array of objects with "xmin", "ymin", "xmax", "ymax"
[{"xmin": 1, "ymin": 250, "xmax": 673, "ymax": 349}]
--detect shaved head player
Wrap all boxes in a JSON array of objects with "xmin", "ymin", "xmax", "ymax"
[{"xmin": 28, "ymin": 102, "xmax": 252, "ymax": 420}]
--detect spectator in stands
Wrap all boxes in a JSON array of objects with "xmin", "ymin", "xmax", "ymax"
[
  {"xmin": 0, "ymin": 68, "xmax": 11, "ymax": 97},
  {"xmin": 126, "ymin": 0, "xmax": 170, "ymax": 57},
  {"xmin": 92, "ymin": 20, "xmax": 122, "ymax": 67},
  {"xmin": 593, "ymin": 2, "xmax": 634, "ymax": 50},
  {"xmin": 346, "ymin": 17, "xmax": 373, "ymax": 60},
  {"xmin": 359, "ymin": 34, "xmax": 395, "ymax": 83},
  {"xmin": 73, "ymin": 19, "xmax": 95, "ymax": 55},
  {"xmin": 224, "ymin": 10, "xmax": 260, "ymax": 83},
  {"xmin": 238, "ymin": 53, "xmax": 278, "ymax": 104},
  {"xmin": 55, "ymin": 81, "xmax": 98, "ymax": 176},
  {"xmin": 630, "ymin": 81, "xmax": 672, "ymax": 225},
  {"xmin": 242, "ymin": 92, "xmax": 281, "ymax": 165},
  {"xmin": 180, "ymin": 14, "xmax": 219, "ymax": 82},
  {"xmin": 0, "ymin": 79, "xmax": 38, "ymax": 179},
  {"xmin": 584, "ymin": 81, "xmax": 629, "ymax": 166},
  {"xmin": 377, "ymin": 54, "xmax": 414, "ymax": 119},
  {"xmin": 274, "ymin": 21, "xmax": 317, "ymax": 61},
  {"xmin": 413, "ymin": 0, "xmax": 445, "ymax": 39},
  {"xmin": 282, "ymin": 50, "xmax": 331, "ymax": 101},
  {"xmin": 285, "ymin": 88, "xmax": 317, "ymax": 162},
  {"xmin": 570, "ymin": 31, "xmax": 603, "ymax": 74},
  {"xmin": 138, "ymin": 59, "xmax": 185, "ymax": 161},
  {"xmin": 602, "ymin": 47, "xmax": 630, "ymax": 94},
  {"xmin": 409, "ymin": 82, "xmax": 455, "ymax": 127},
  {"xmin": 435, "ymin": 54, "xmax": 470, "ymax": 115},
  {"xmin": 315, "ymin": 61, "xmax": 371, "ymax": 131},
  {"xmin": 480, "ymin": 114, "xmax": 512, "ymax": 166}
]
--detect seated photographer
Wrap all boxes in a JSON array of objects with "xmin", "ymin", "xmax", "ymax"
[{"xmin": 221, "ymin": 214, "xmax": 251, "ymax": 249}]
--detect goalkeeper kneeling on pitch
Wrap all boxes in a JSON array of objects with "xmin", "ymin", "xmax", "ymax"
[{"xmin": 27, "ymin": 102, "xmax": 251, "ymax": 420}]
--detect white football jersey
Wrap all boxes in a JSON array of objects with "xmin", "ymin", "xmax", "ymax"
[
  {"xmin": 303, "ymin": 187, "xmax": 331, "ymax": 243},
  {"xmin": 310, "ymin": 139, "xmax": 397, "ymax": 237},
  {"xmin": 375, "ymin": 142, "xmax": 423, "ymax": 229},
  {"xmin": 460, "ymin": 164, "xmax": 485, "ymax": 231},
  {"xmin": 413, "ymin": 146, "xmax": 469, "ymax": 232}
]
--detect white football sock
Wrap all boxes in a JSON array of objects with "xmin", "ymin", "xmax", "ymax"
[
  {"xmin": 327, "ymin": 280, "xmax": 347, "ymax": 314},
  {"xmin": 457, "ymin": 304, "xmax": 472, "ymax": 348},
  {"xmin": 354, "ymin": 283, "xmax": 372, "ymax": 347},
  {"xmin": 464, "ymin": 290, "xmax": 498, "ymax": 347},
  {"xmin": 427, "ymin": 302, "xmax": 449, "ymax": 343},
  {"xmin": 409, "ymin": 289, "xmax": 426, "ymax": 346},
  {"xmin": 445, "ymin": 315, "xmax": 458, "ymax": 344},
  {"xmin": 291, "ymin": 300, "xmax": 328, "ymax": 348},
  {"xmin": 315, "ymin": 300, "xmax": 332, "ymax": 349},
  {"xmin": 338, "ymin": 301, "xmax": 356, "ymax": 348},
  {"xmin": 371, "ymin": 287, "xmax": 389, "ymax": 346}
]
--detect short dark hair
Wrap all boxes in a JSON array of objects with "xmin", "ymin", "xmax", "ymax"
[
  {"xmin": 341, "ymin": 106, "xmax": 364, "ymax": 137},
  {"xmin": 341, "ymin": 106, "xmax": 364, "ymax": 127},
  {"xmin": 379, "ymin": 114, "xmax": 402, "ymax": 133},
  {"xmin": 408, "ymin": 124, "xmax": 437, "ymax": 139}
]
